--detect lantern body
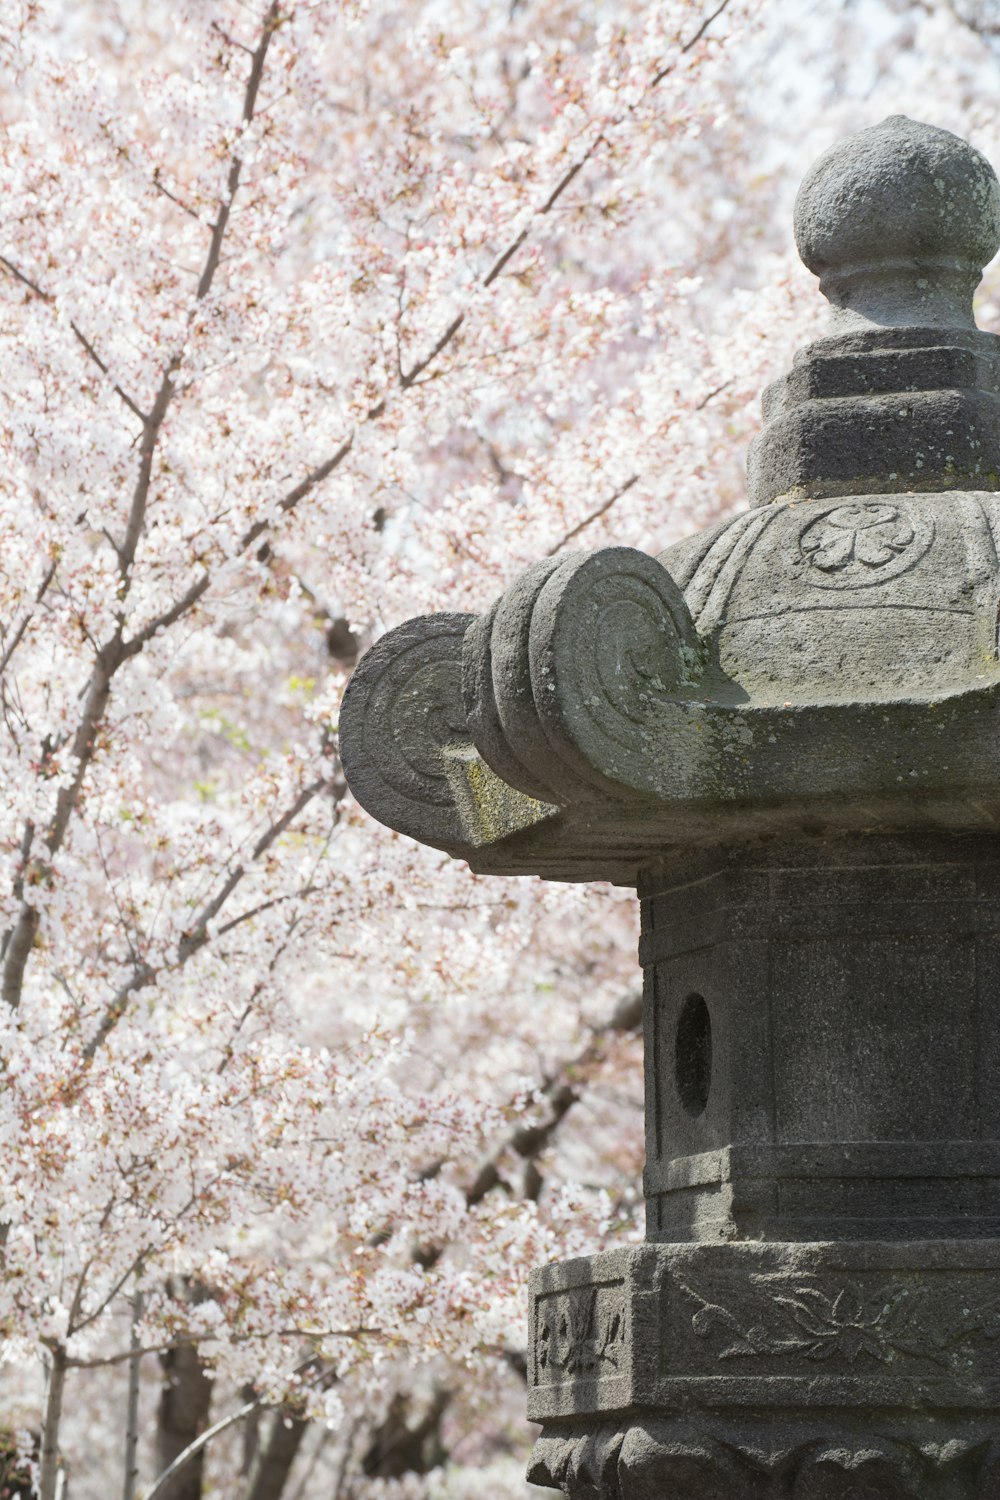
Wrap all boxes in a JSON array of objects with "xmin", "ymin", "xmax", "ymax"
[{"xmin": 340, "ymin": 118, "xmax": 1000, "ymax": 1497}]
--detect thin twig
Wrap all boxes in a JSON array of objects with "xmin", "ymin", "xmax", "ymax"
[
  {"xmin": 651, "ymin": 0, "xmax": 732, "ymax": 86},
  {"xmin": 543, "ymin": 380, "xmax": 731, "ymax": 554},
  {"xmin": 546, "ymin": 475, "xmax": 638, "ymax": 554},
  {"xmin": 80, "ymin": 773, "xmax": 332, "ymax": 1062},
  {"xmin": 139, "ymin": 1354, "xmax": 340, "ymax": 1500},
  {"xmin": 0, "ymin": 254, "xmax": 147, "ymax": 421},
  {"xmin": 0, "ymin": 559, "xmax": 57, "ymax": 677},
  {"xmin": 152, "ymin": 170, "xmax": 202, "ymax": 221}
]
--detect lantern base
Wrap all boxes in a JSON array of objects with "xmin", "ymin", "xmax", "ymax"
[
  {"xmin": 527, "ymin": 1241, "xmax": 1000, "ymax": 1498},
  {"xmin": 528, "ymin": 1413, "xmax": 1000, "ymax": 1498}
]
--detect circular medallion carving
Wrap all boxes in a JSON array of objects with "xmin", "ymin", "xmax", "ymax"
[
  {"xmin": 528, "ymin": 547, "xmax": 703, "ymax": 795},
  {"xmin": 339, "ymin": 612, "xmax": 475, "ymax": 851},
  {"xmin": 798, "ymin": 501, "xmax": 934, "ymax": 589}
]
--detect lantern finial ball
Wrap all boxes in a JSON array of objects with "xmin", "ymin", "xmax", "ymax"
[{"xmin": 793, "ymin": 115, "xmax": 1000, "ymax": 330}]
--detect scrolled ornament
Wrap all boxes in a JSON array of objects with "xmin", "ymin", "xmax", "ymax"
[
  {"xmin": 339, "ymin": 612, "xmax": 475, "ymax": 852},
  {"xmin": 527, "ymin": 1428, "xmax": 625, "ymax": 1500},
  {"xmin": 528, "ymin": 548, "xmax": 704, "ymax": 796},
  {"xmin": 617, "ymin": 1421, "xmax": 751, "ymax": 1499},
  {"xmin": 462, "ymin": 557, "xmax": 577, "ymax": 803},
  {"xmin": 792, "ymin": 1441, "xmax": 923, "ymax": 1500},
  {"xmin": 529, "ymin": 1418, "xmax": 1000, "ymax": 1499}
]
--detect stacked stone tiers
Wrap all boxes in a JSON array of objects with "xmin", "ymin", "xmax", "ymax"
[
  {"xmin": 338, "ymin": 118, "xmax": 1000, "ymax": 1498},
  {"xmin": 526, "ymin": 834, "xmax": 1000, "ymax": 1499}
]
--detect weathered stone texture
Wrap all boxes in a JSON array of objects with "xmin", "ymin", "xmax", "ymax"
[{"xmin": 338, "ymin": 116, "xmax": 1000, "ymax": 1498}]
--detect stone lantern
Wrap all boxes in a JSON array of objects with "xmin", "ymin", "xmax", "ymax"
[{"xmin": 340, "ymin": 117, "xmax": 1000, "ymax": 1497}]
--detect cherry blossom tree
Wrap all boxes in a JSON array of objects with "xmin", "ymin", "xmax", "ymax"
[{"xmin": 1, "ymin": 0, "xmax": 999, "ymax": 1497}]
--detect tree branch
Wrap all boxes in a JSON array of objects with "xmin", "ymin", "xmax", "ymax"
[
  {"xmin": 463, "ymin": 988, "xmax": 641, "ymax": 1209},
  {"xmin": 79, "ymin": 771, "xmax": 333, "ymax": 1062},
  {"xmin": 0, "ymin": 560, "xmax": 57, "ymax": 677},
  {"xmin": 0, "ymin": 564, "xmax": 57, "ymax": 675},
  {"xmin": 543, "ymin": 380, "xmax": 731, "ymax": 555},
  {"xmin": 912, "ymin": 0, "xmax": 1000, "ymax": 43},
  {"xmin": 651, "ymin": 0, "xmax": 731, "ymax": 86},
  {"xmin": 1, "ymin": 1, "xmax": 284, "ymax": 1013},
  {"xmin": 152, "ymin": 171, "xmax": 202, "ymax": 222},
  {"xmin": 0, "ymin": 254, "xmax": 147, "ymax": 422},
  {"xmin": 546, "ymin": 475, "xmax": 638, "ymax": 554},
  {"xmin": 366, "ymin": 988, "xmax": 642, "ymax": 1257},
  {"xmin": 120, "ymin": 573, "xmax": 212, "ymax": 658},
  {"xmin": 196, "ymin": 4, "xmax": 282, "ymax": 303},
  {"xmin": 145, "ymin": 1397, "xmax": 260, "ymax": 1500},
  {"xmin": 144, "ymin": 1357, "xmax": 334, "ymax": 1500}
]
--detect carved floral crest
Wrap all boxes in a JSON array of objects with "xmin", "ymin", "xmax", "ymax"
[
  {"xmin": 536, "ymin": 1287, "xmax": 626, "ymax": 1380},
  {"xmin": 798, "ymin": 501, "xmax": 934, "ymax": 588}
]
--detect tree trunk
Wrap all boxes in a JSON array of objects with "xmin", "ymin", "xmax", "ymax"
[
  {"xmin": 122, "ymin": 1289, "xmax": 143, "ymax": 1500},
  {"xmin": 155, "ymin": 1342, "xmax": 214, "ymax": 1500},
  {"xmin": 362, "ymin": 1389, "xmax": 449, "ymax": 1479},
  {"xmin": 39, "ymin": 1347, "xmax": 66, "ymax": 1500},
  {"xmin": 240, "ymin": 1386, "xmax": 260, "ymax": 1475},
  {"xmin": 241, "ymin": 1413, "xmax": 308, "ymax": 1500}
]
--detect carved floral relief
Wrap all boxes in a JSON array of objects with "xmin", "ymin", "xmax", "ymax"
[
  {"xmin": 798, "ymin": 502, "xmax": 934, "ymax": 587},
  {"xmin": 535, "ymin": 1284, "xmax": 628, "ymax": 1385}
]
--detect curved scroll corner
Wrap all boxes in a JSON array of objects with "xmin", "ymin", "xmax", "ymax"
[
  {"xmin": 460, "ymin": 602, "xmax": 542, "ymax": 798},
  {"xmin": 526, "ymin": 1435, "xmax": 573, "ymax": 1494},
  {"xmin": 527, "ymin": 546, "xmax": 705, "ymax": 797},
  {"xmin": 339, "ymin": 611, "xmax": 478, "ymax": 853},
  {"xmin": 617, "ymin": 1421, "xmax": 750, "ymax": 1500},
  {"xmin": 791, "ymin": 1440, "xmax": 924, "ymax": 1500},
  {"xmin": 527, "ymin": 1427, "xmax": 624, "ymax": 1500},
  {"xmin": 462, "ymin": 560, "xmax": 585, "ymax": 805}
]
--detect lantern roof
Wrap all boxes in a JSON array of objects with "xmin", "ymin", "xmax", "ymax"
[{"xmin": 341, "ymin": 118, "xmax": 1000, "ymax": 885}]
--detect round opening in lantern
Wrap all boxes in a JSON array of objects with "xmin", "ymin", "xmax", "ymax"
[{"xmin": 675, "ymin": 993, "xmax": 712, "ymax": 1118}]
